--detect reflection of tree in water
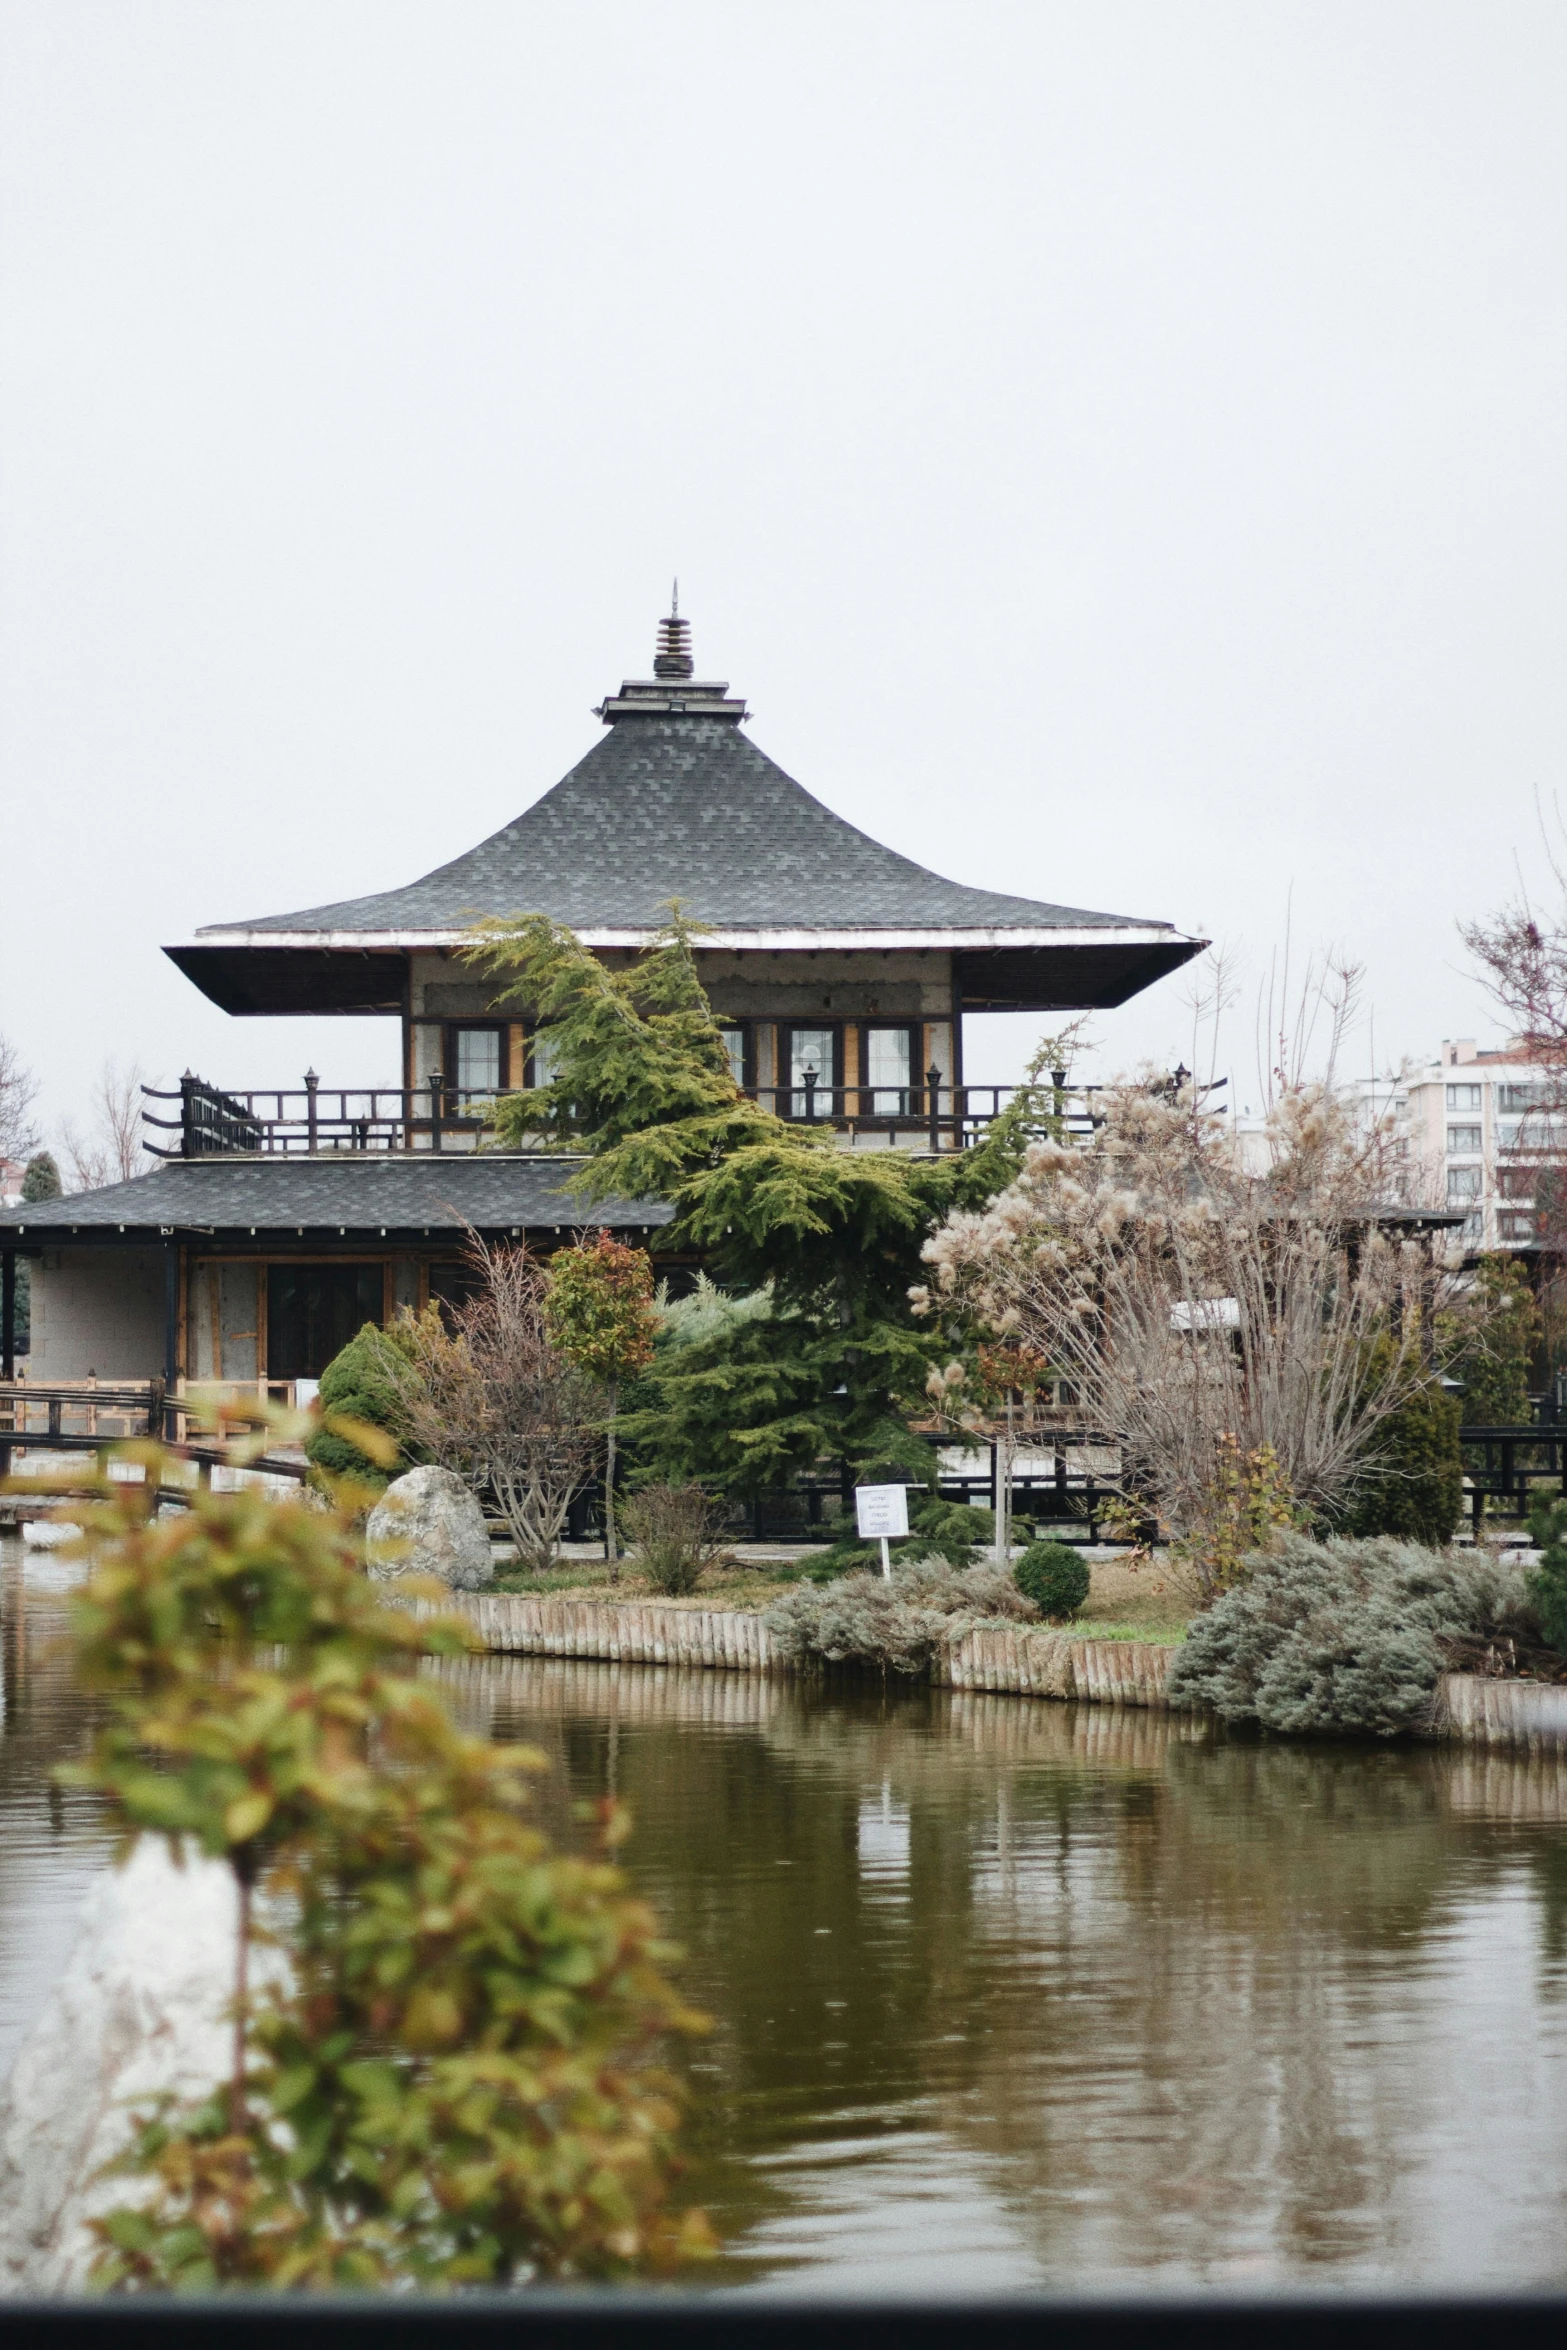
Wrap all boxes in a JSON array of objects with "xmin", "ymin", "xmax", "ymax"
[
  {"xmin": 0, "ymin": 1544, "xmax": 114, "ymax": 2074},
  {"xmin": 429, "ymin": 1655, "xmax": 1567, "ymax": 2285}
]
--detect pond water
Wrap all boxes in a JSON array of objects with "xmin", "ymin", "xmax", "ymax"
[{"xmin": 5, "ymin": 1537, "xmax": 1567, "ymax": 2294}]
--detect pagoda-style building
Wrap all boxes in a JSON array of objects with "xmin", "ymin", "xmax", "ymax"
[
  {"xmin": 168, "ymin": 609, "xmax": 1200, "ymax": 1127},
  {"xmin": 1, "ymin": 608, "xmax": 1203, "ymax": 1398}
]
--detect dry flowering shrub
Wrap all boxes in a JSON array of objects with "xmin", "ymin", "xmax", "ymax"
[
  {"xmin": 49, "ymin": 1431, "xmax": 707, "ymax": 2291},
  {"xmin": 915, "ymin": 1080, "xmax": 1447, "ymax": 1597}
]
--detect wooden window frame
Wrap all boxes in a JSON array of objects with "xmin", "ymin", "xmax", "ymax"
[
  {"xmin": 445, "ymin": 1022, "xmax": 510, "ymax": 1101},
  {"xmin": 715, "ymin": 1020, "xmax": 756, "ymax": 1091},
  {"xmin": 778, "ymin": 1022, "xmax": 843, "ymax": 1118},
  {"xmin": 856, "ymin": 1022, "xmax": 922, "ymax": 1120}
]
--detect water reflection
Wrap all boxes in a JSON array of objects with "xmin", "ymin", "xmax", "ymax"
[
  {"xmin": 0, "ymin": 1577, "xmax": 1564, "ymax": 2296},
  {"xmin": 439, "ymin": 1654, "xmax": 1567, "ymax": 2294},
  {"xmin": 0, "ymin": 1538, "xmax": 113, "ymax": 2080}
]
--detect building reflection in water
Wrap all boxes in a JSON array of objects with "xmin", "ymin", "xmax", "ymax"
[{"xmin": 436, "ymin": 1651, "xmax": 1567, "ymax": 2296}]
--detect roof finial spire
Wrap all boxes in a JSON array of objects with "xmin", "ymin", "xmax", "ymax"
[{"xmin": 653, "ymin": 584, "xmax": 694, "ymax": 681}]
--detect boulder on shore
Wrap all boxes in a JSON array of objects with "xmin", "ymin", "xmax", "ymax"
[{"xmin": 365, "ymin": 1464, "xmax": 494, "ymax": 1590}]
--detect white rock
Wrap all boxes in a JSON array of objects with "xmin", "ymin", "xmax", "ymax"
[
  {"xmin": 0, "ymin": 1842, "xmax": 244, "ymax": 2295},
  {"xmin": 365, "ymin": 1464, "xmax": 493, "ymax": 1590}
]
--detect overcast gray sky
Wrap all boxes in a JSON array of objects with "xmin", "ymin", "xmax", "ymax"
[{"xmin": 2, "ymin": 1, "xmax": 1564, "ymax": 1145}]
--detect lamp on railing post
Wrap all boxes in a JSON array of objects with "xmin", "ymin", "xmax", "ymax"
[
  {"xmin": 803, "ymin": 1065, "xmax": 818, "ymax": 1123},
  {"xmin": 429, "ymin": 1070, "xmax": 444, "ymax": 1153},
  {"xmin": 927, "ymin": 1065, "xmax": 942, "ymax": 1153},
  {"xmin": 304, "ymin": 1067, "xmax": 320, "ymax": 1156}
]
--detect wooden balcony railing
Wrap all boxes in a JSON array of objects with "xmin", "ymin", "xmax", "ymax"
[{"xmin": 143, "ymin": 1072, "xmax": 1103, "ymax": 1159}]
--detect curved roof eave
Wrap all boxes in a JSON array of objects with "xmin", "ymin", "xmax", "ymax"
[{"xmin": 171, "ymin": 921, "xmax": 1198, "ymax": 954}]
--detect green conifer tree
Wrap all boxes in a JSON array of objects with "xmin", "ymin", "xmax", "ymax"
[{"xmin": 463, "ymin": 915, "xmax": 1029, "ymax": 1497}]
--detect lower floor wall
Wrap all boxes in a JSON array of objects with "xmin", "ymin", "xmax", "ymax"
[
  {"xmin": 21, "ymin": 1247, "xmax": 440, "ymax": 1385},
  {"xmin": 23, "ymin": 1248, "xmax": 166, "ymax": 1381},
  {"xmin": 186, "ymin": 1255, "xmax": 424, "ymax": 1383}
]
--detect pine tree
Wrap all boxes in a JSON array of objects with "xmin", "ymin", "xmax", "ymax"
[{"xmin": 463, "ymin": 916, "xmax": 1029, "ymax": 1499}]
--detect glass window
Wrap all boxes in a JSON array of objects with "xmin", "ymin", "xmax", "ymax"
[
  {"xmin": 864, "ymin": 1026, "xmax": 912, "ymax": 1114},
  {"xmin": 1446, "ymin": 1125, "xmax": 1482, "ymax": 1155},
  {"xmin": 1447, "ymin": 1084, "xmax": 1483, "ymax": 1110},
  {"xmin": 718, "ymin": 1026, "xmax": 747, "ymax": 1087},
  {"xmin": 1462, "ymin": 1209, "xmax": 1484, "ymax": 1240},
  {"xmin": 1498, "ymin": 1210, "xmax": 1538, "ymax": 1244},
  {"xmin": 454, "ymin": 1029, "xmax": 501, "ymax": 1096},
  {"xmin": 788, "ymin": 1028, "xmax": 835, "ymax": 1117},
  {"xmin": 1446, "ymin": 1166, "xmax": 1482, "ymax": 1202},
  {"xmin": 529, "ymin": 1029, "xmax": 561, "ymax": 1088},
  {"xmin": 1498, "ymin": 1082, "xmax": 1543, "ymax": 1115},
  {"xmin": 1498, "ymin": 1166, "xmax": 1536, "ymax": 1201}
]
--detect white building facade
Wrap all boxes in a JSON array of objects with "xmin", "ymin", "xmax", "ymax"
[{"xmin": 1404, "ymin": 1039, "xmax": 1556, "ymax": 1254}]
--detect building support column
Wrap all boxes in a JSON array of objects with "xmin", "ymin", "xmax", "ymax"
[
  {"xmin": 1, "ymin": 1248, "xmax": 15, "ymax": 1483},
  {"xmin": 950, "ymin": 966, "xmax": 965, "ymax": 1148},
  {"xmin": 163, "ymin": 1241, "xmax": 181, "ymax": 1441}
]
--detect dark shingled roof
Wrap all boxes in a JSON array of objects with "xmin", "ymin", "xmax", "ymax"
[
  {"xmin": 0, "ymin": 1157, "xmax": 671, "ymax": 1241},
  {"xmin": 206, "ymin": 714, "xmax": 1162, "ymax": 939}
]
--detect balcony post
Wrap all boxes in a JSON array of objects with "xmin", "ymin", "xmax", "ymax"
[
  {"xmin": 803, "ymin": 1066, "xmax": 818, "ymax": 1123},
  {"xmin": 179, "ymin": 1069, "xmax": 198, "ymax": 1158},
  {"xmin": 163, "ymin": 1241, "xmax": 181, "ymax": 1441},
  {"xmin": 430, "ymin": 1071, "xmax": 444, "ymax": 1152},
  {"xmin": 305, "ymin": 1067, "xmax": 320, "ymax": 1155},
  {"xmin": 927, "ymin": 1065, "xmax": 942, "ymax": 1153}
]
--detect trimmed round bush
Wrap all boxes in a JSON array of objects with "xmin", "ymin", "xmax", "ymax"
[
  {"xmin": 1014, "ymin": 1541, "xmax": 1091, "ymax": 1621},
  {"xmin": 305, "ymin": 1321, "xmax": 419, "ymax": 1490}
]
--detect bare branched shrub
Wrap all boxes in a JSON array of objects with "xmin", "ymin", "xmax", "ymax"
[
  {"xmin": 916, "ymin": 1081, "xmax": 1449, "ymax": 1600},
  {"xmin": 0, "ymin": 1033, "xmax": 39, "ymax": 1164},
  {"xmin": 387, "ymin": 1236, "xmax": 604, "ymax": 1571},
  {"xmin": 619, "ymin": 1483, "xmax": 731, "ymax": 1596}
]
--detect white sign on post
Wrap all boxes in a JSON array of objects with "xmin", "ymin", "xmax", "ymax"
[{"xmin": 855, "ymin": 1484, "xmax": 909, "ymax": 1579}]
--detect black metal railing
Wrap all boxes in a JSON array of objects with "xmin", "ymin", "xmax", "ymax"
[
  {"xmin": 144, "ymin": 1072, "xmax": 1102, "ymax": 1159},
  {"xmin": 1459, "ymin": 1424, "xmax": 1567, "ymax": 1534}
]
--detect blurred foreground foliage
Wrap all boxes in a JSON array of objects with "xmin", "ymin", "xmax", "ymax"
[{"xmin": 48, "ymin": 1424, "xmax": 708, "ymax": 2291}]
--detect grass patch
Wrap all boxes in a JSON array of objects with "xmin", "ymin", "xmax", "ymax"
[
  {"xmin": 1069, "ymin": 1622, "xmax": 1187, "ymax": 1646},
  {"xmin": 488, "ymin": 1560, "xmax": 797, "ymax": 1611}
]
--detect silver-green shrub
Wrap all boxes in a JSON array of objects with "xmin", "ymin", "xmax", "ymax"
[
  {"xmin": 766, "ymin": 1558, "xmax": 1036, "ymax": 1675},
  {"xmin": 1167, "ymin": 1533, "xmax": 1535, "ymax": 1736}
]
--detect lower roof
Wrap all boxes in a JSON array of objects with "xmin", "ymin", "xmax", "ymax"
[{"xmin": 0, "ymin": 1157, "xmax": 672, "ymax": 1246}]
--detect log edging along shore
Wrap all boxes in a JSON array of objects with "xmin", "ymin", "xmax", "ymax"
[
  {"xmin": 436, "ymin": 1592, "xmax": 1178, "ymax": 1710},
  {"xmin": 432, "ymin": 1592, "xmax": 1567, "ymax": 1753},
  {"xmin": 1433, "ymin": 1671, "xmax": 1567, "ymax": 1754}
]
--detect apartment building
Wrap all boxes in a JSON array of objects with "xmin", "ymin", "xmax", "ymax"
[{"xmin": 1404, "ymin": 1039, "xmax": 1558, "ymax": 1253}]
